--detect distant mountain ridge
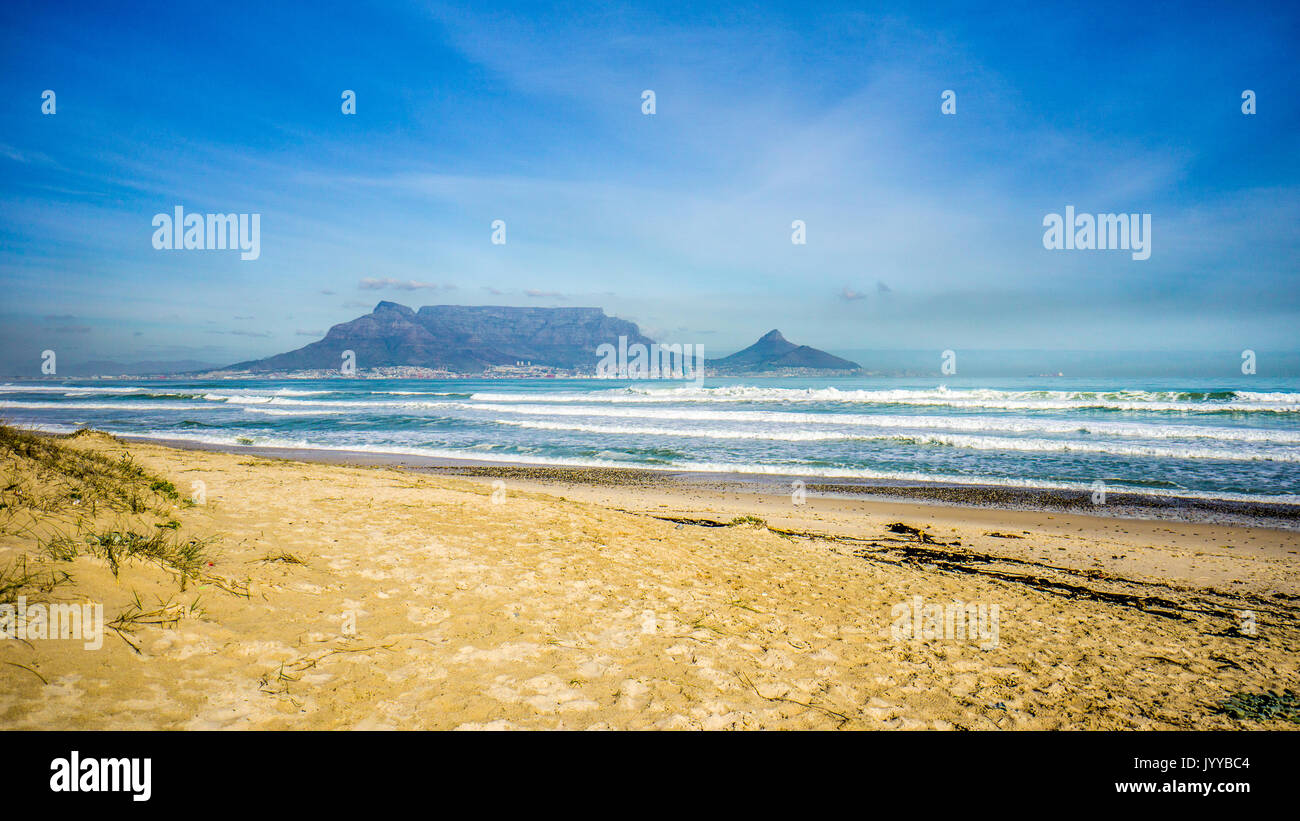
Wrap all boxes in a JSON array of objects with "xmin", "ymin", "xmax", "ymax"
[
  {"xmin": 229, "ymin": 302, "xmax": 656, "ymax": 372},
  {"xmin": 228, "ymin": 304, "xmax": 859, "ymax": 375},
  {"xmin": 710, "ymin": 330, "xmax": 861, "ymax": 373}
]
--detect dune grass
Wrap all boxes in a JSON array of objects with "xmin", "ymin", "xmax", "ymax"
[
  {"xmin": 0, "ymin": 554, "xmax": 71, "ymax": 605},
  {"xmin": 1, "ymin": 423, "xmax": 224, "ymax": 599},
  {"xmin": 259, "ymin": 551, "xmax": 306, "ymax": 565},
  {"xmin": 42, "ymin": 527, "xmax": 214, "ymax": 580},
  {"xmin": 0, "ymin": 424, "xmax": 181, "ymax": 519}
]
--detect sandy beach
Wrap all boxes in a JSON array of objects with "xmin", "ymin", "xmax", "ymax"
[{"xmin": 1, "ymin": 427, "xmax": 1297, "ymax": 730}]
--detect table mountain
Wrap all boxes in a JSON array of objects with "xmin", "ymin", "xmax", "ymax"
[{"xmin": 228, "ymin": 302, "xmax": 656, "ymax": 373}]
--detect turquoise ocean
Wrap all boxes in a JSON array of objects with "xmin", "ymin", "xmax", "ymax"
[{"xmin": 3, "ymin": 376, "xmax": 1299, "ymax": 504}]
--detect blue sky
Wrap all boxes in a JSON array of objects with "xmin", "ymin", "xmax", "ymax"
[{"xmin": 1, "ymin": 0, "xmax": 1297, "ymax": 370}]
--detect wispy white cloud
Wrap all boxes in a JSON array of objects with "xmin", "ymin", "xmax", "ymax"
[{"xmin": 359, "ymin": 277, "xmax": 456, "ymax": 291}]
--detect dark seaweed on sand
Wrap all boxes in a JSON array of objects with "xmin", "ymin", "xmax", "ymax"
[{"xmin": 1216, "ymin": 690, "xmax": 1300, "ymax": 723}]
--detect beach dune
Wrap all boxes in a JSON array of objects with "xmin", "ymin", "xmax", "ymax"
[{"xmin": 1, "ymin": 428, "xmax": 1297, "ymax": 730}]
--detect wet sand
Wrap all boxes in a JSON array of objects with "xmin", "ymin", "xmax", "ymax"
[{"xmin": 117, "ymin": 434, "xmax": 1300, "ymax": 531}]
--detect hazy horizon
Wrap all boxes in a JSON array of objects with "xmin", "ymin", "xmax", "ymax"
[{"xmin": 3, "ymin": 297, "xmax": 1300, "ymax": 378}]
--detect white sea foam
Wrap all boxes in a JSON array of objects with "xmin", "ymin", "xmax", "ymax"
[
  {"xmin": 148, "ymin": 393, "xmax": 1300, "ymax": 442},
  {"xmin": 242, "ymin": 407, "xmax": 347, "ymax": 416},
  {"xmin": 205, "ymin": 388, "xmax": 332, "ymax": 397},
  {"xmin": 8, "ymin": 391, "xmax": 1297, "ymax": 444},
  {"xmin": 23, "ymin": 424, "xmax": 1296, "ymax": 506},
  {"xmin": 8, "ymin": 378, "xmax": 1299, "ymax": 503},
  {"xmin": 493, "ymin": 418, "xmax": 1300, "ymax": 460},
  {"xmin": 0, "ymin": 401, "xmax": 211, "ymax": 411},
  {"xmin": 471, "ymin": 403, "xmax": 1300, "ymax": 443},
  {"xmin": 205, "ymin": 394, "xmax": 454, "ymax": 409},
  {"xmin": 0, "ymin": 384, "xmax": 149, "ymax": 394},
  {"xmin": 469, "ymin": 385, "xmax": 1300, "ymax": 412},
  {"xmin": 191, "ymin": 388, "xmax": 1300, "ymax": 419}
]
